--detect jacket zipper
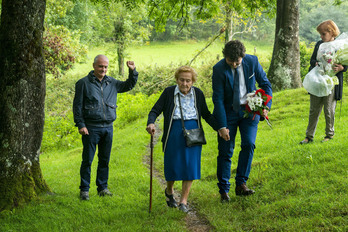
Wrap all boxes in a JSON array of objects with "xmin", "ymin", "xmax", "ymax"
[{"xmin": 101, "ymin": 83, "xmax": 106, "ymax": 124}]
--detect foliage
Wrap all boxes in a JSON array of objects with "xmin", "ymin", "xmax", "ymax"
[
  {"xmin": 150, "ymin": 18, "xmax": 222, "ymax": 41},
  {"xmin": 147, "ymin": 0, "xmax": 276, "ymax": 33},
  {"xmin": 115, "ymin": 92, "xmax": 162, "ymax": 128},
  {"xmin": 300, "ymin": 0, "xmax": 348, "ymax": 43},
  {"xmin": 43, "ymin": 26, "xmax": 88, "ymax": 78},
  {"xmin": 42, "ymin": 76, "xmax": 79, "ymax": 151},
  {"xmin": 299, "ymin": 41, "xmax": 315, "ymax": 80}
]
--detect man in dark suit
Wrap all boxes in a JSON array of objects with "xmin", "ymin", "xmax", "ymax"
[{"xmin": 212, "ymin": 40, "xmax": 272, "ymax": 202}]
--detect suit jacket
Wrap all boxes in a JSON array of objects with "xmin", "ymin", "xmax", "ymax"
[{"xmin": 212, "ymin": 55, "xmax": 272, "ymax": 129}]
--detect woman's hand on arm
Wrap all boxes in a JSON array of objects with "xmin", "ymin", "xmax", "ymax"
[
  {"xmin": 146, "ymin": 123, "xmax": 156, "ymax": 136},
  {"xmin": 333, "ymin": 63, "xmax": 344, "ymax": 72}
]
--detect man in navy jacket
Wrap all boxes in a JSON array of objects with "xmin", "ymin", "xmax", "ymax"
[
  {"xmin": 212, "ymin": 40, "xmax": 272, "ymax": 202},
  {"xmin": 73, "ymin": 55, "xmax": 138, "ymax": 200}
]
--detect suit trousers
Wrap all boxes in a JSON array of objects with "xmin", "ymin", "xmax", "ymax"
[
  {"xmin": 80, "ymin": 125, "xmax": 113, "ymax": 192},
  {"xmin": 217, "ymin": 106, "xmax": 259, "ymax": 194},
  {"xmin": 306, "ymin": 91, "xmax": 336, "ymax": 139}
]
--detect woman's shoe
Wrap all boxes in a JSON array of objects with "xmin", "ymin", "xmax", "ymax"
[
  {"xmin": 165, "ymin": 188, "xmax": 178, "ymax": 208},
  {"xmin": 322, "ymin": 136, "xmax": 333, "ymax": 142},
  {"xmin": 299, "ymin": 137, "xmax": 313, "ymax": 144},
  {"xmin": 178, "ymin": 203, "xmax": 189, "ymax": 213}
]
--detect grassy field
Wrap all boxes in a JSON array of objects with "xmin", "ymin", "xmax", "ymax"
[
  {"xmin": 1, "ymin": 40, "xmax": 347, "ymax": 231},
  {"xmin": 1, "ymin": 87, "xmax": 347, "ymax": 231},
  {"xmin": 65, "ymin": 39, "xmax": 273, "ymax": 77}
]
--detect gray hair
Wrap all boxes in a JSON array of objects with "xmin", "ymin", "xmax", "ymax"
[{"xmin": 93, "ymin": 55, "xmax": 109, "ymax": 64}]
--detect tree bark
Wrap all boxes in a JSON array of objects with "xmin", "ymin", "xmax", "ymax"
[
  {"xmin": 0, "ymin": 0, "xmax": 50, "ymax": 212},
  {"xmin": 117, "ymin": 46, "xmax": 125, "ymax": 77},
  {"xmin": 114, "ymin": 19, "xmax": 125, "ymax": 77},
  {"xmin": 224, "ymin": 2, "xmax": 232, "ymax": 43},
  {"xmin": 267, "ymin": 0, "xmax": 301, "ymax": 91}
]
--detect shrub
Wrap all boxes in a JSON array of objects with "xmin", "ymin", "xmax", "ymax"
[
  {"xmin": 43, "ymin": 25, "xmax": 88, "ymax": 78},
  {"xmin": 300, "ymin": 41, "xmax": 315, "ymax": 81},
  {"xmin": 116, "ymin": 92, "xmax": 162, "ymax": 128}
]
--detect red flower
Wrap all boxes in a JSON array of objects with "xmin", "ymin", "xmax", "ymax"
[{"xmin": 244, "ymin": 89, "xmax": 272, "ymax": 128}]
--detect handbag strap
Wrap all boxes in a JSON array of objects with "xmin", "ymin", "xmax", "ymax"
[{"xmin": 177, "ymin": 92, "xmax": 200, "ymax": 130}]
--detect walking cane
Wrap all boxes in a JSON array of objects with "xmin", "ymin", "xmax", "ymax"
[{"xmin": 149, "ymin": 134, "xmax": 154, "ymax": 213}]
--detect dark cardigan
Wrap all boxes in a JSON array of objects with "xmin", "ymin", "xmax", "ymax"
[
  {"xmin": 310, "ymin": 40, "xmax": 347, "ymax": 100},
  {"xmin": 147, "ymin": 85, "xmax": 218, "ymax": 151}
]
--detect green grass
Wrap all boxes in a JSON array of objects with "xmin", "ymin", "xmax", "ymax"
[
  {"xmin": 2, "ymin": 87, "xmax": 347, "ymax": 231},
  {"xmin": 1, "ymin": 118, "xmax": 187, "ymax": 232},
  {"xmin": 65, "ymin": 40, "xmax": 273, "ymax": 77}
]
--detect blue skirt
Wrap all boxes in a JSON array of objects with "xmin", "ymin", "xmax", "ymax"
[{"xmin": 164, "ymin": 120, "xmax": 202, "ymax": 181}]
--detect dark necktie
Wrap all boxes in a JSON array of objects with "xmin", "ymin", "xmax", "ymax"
[{"xmin": 233, "ymin": 67, "xmax": 240, "ymax": 113}]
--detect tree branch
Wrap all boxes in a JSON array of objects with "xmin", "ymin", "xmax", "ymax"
[{"xmin": 189, "ymin": 27, "xmax": 226, "ymax": 65}]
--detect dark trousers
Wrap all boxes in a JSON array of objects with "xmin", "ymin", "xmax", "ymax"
[
  {"xmin": 217, "ymin": 107, "xmax": 259, "ymax": 194},
  {"xmin": 80, "ymin": 126, "xmax": 113, "ymax": 192}
]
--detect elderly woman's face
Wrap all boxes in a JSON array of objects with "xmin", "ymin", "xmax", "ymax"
[{"xmin": 176, "ymin": 72, "xmax": 193, "ymax": 95}]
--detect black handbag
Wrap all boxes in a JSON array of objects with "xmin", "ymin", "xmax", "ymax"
[{"xmin": 178, "ymin": 93, "xmax": 206, "ymax": 147}]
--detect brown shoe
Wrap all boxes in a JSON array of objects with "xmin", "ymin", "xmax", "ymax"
[
  {"xmin": 220, "ymin": 192, "xmax": 230, "ymax": 203},
  {"xmin": 235, "ymin": 183, "xmax": 255, "ymax": 196}
]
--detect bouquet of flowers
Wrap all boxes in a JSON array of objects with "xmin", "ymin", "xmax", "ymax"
[
  {"xmin": 243, "ymin": 89, "xmax": 272, "ymax": 128},
  {"xmin": 333, "ymin": 43, "xmax": 348, "ymax": 66},
  {"xmin": 303, "ymin": 32, "xmax": 348, "ymax": 97}
]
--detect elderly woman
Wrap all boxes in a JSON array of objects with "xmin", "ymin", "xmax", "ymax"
[{"xmin": 146, "ymin": 66, "xmax": 218, "ymax": 213}]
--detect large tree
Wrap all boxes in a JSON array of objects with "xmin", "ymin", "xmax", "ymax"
[
  {"xmin": 0, "ymin": 0, "xmax": 50, "ymax": 211},
  {"xmin": 267, "ymin": 0, "xmax": 301, "ymax": 91}
]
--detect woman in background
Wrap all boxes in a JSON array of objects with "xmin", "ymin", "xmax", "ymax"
[{"xmin": 300, "ymin": 20, "xmax": 347, "ymax": 144}]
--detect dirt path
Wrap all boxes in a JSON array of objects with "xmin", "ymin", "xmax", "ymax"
[{"xmin": 143, "ymin": 122, "xmax": 215, "ymax": 232}]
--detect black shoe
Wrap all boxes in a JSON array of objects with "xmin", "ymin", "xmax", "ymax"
[
  {"xmin": 220, "ymin": 192, "xmax": 230, "ymax": 203},
  {"xmin": 165, "ymin": 188, "xmax": 178, "ymax": 208},
  {"xmin": 299, "ymin": 137, "xmax": 313, "ymax": 144},
  {"xmin": 98, "ymin": 189, "xmax": 113, "ymax": 197},
  {"xmin": 322, "ymin": 136, "xmax": 333, "ymax": 142},
  {"xmin": 235, "ymin": 183, "xmax": 255, "ymax": 196},
  {"xmin": 178, "ymin": 203, "xmax": 189, "ymax": 213},
  {"xmin": 80, "ymin": 191, "xmax": 89, "ymax": 200}
]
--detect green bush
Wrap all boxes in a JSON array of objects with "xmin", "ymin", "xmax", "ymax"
[
  {"xmin": 42, "ymin": 76, "xmax": 79, "ymax": 152},
  {"xmin": 116, "ymin": 92, "xmax": 162, "ymax": 128},
  {"xmin": 42, "ymin": 111, "xmax": 80, "ymax": 151},
  {"xmin": 300, "ymin": 41, "xmax": 315, "ymax": 81},
  {"xmin": 43, "ymin": 25, "xmax": 88, "ymax": 78}
]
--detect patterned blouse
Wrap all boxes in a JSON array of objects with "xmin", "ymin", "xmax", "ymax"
[{"xmin": 173, "ymin": 85, "xmax": 198, "ymax": 120}]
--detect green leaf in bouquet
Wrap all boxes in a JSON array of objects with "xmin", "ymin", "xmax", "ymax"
[{"xmin": 334, "ymin": 44, "xmax": 348, "ymax": 66}]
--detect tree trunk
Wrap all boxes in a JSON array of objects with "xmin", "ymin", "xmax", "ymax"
[
  {"xmin": 0, "ymin": 0, "xmax": 50, "ymax": 212},
  {"xmin": 117, "ymin": 46, "xmax": 125, "ymax": 77},
  {"xmin": 267, "ymin": 0, "xmax": 301, "ymax": 91},
  {"xmin": 114, "ymin": 19, "xmax": 125, "ymax": 77},
  {"xmin": 225, "ymin": 2, "xmax": 232, "ymax": 43}
]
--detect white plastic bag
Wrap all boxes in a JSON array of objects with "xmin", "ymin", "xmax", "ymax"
[
  {"xmin": 317, "ymin": 32, "xmax": 348, "ymax": 76},
  {"xmin": 303, "ymin": 66, "xmax": 335, "ymax": 97}
]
